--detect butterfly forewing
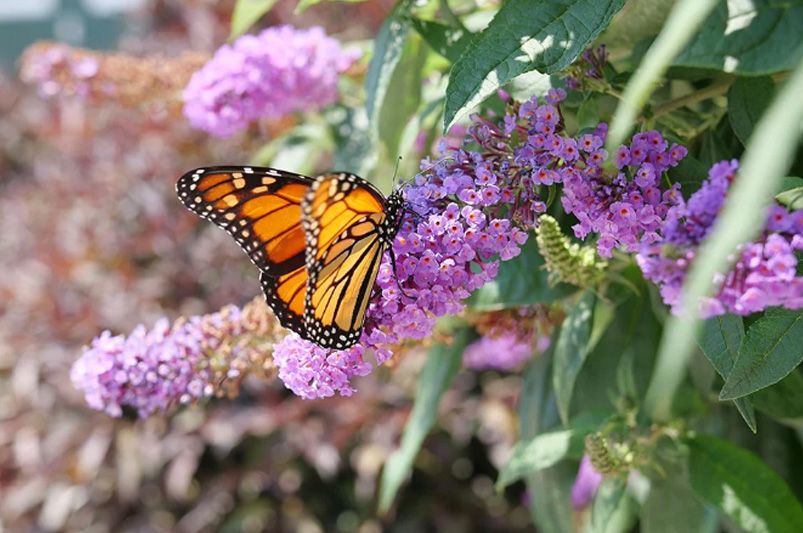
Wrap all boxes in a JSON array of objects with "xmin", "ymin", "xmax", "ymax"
[
  {"xmin": 301, "ymin": 173, "xmax": 394, "ymax": 349},
  {"xmin": 176, "ymin": 166, "xmax": 311, "ymax": 276}
]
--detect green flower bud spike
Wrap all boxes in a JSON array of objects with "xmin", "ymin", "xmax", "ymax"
[{"xmin": 535, "ymin": 214, "xmax": 608, "ymax": 287}]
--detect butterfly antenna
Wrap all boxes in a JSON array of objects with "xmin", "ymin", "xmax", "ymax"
[{"xmin": 392, "ymin": 156, "xmax": 403, "ymax": 189}]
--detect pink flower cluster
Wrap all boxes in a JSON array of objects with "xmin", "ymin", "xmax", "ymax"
[{"xmin": 183, "ymin": 25, "xmax": 358, "ymax": 137}]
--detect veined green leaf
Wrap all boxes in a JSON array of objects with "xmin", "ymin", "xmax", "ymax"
[
  {"xmin": 688, "ymin": 433, "xmax": 803, "ymax": 533},
  {"xmin": 728, "ymin": 77, "xmax": 775, "ymax": 146},
  {"xmin": 752, "ymin": 371, "xmax": 803, "ymax": 420},
  {"xmin": 641, "ymin": 471, "xmax": 709, "ymax": 533},
  {"xmin": 377, "ymin": 329, "xmax": 469, "ymax": 513},
  {"xmin": 720, "ymin": 309, "xmax": 803, "ymax": 400},
  {"xmin": 698, "ymin": 315, "xmax": 757, "ymax": 432},
  {"xmin": 443, "ymin": 0, "xmax": 625, "ymax": 130},
  {"xmin": 229, "ymin": 0, "xmax": 278, "ymax": 39},
  {"xmin": 606, "ymin": 0, "xmax": 719, "ymax": 150},
  {"xmin": 644, "ymin": 58, "xmax": 803, "ymax": 422},
  {"xmin": 674, "ymin": 0, "xmax": 803, "ymax": 75}
]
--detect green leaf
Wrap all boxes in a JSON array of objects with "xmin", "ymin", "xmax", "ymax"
[
  {"xmin": 606, "ymin": 0, "xmax": 720, "ymax": 150},
  {"xmin": 328, "ymin": 106, "xmax": 375, "ymax": 178},
  {"xmin": 698, "ymin": 315, "xmax": 757, "ymax": 432},
  {"xmin": 728, "ymin": 77, "xmax": 775, "ymax": 146},
  {"xmin": 443, "ymin": 0, "xmax": 625, "ymax": 130},
  {"xmin": 377, "ymin": 34, "xmax": 427, "ymax": 162},
  {"xmin": 250, "ymin": 123, "xmax": 331, "ymax": 175},
  {"xmin": 553, "ymin": 291, "xmax": 613, "ymax": 424},
  {"xmin": 776, "ymin": 177, "xmax": 803, "ymax": 210},
  {"xmin": 591, "ymin": 478, "xmax": 638, "ymax": 533},
  {"xmin": 644, "ymin": 56, "xmax": 803, "ymax": 423},
  {"xmin": 752, "ymin": 370, "xmax": 803, "ymax": 419},
  {"xmin": 229, "ymin": 0, "xmax": 278, "ymax": 39},
  {"xmin": 377, "ymin": 329, "xmax": 468, "ymax": 513},
  {"xmin": 365, "ymin": 2, "xmax": 412, "ymax": 135},
  {"xmin": 674, "ymin": 0, "xmax": 803, "ymax": 75},
  {"xmin": 641, "ymin": 472, "xmax": 709, "ymax": 533},
  {"xmin": 496, "ymin": 426, "xmax": 588, "ymax": 489},
  {"xmin": 411, "ymin": 18, "xmax": 472, "ymax": 63},
  {"xmin": 688, "ymin": 433, "xmax": 803, "ymax": 533},
  {"xmin": 517, "ymin": 352, "xmax": 576, "ymax": 533},
  {"xmin": 720, "ymin": 309, "xmax": 803, "ymax": 400},
  {"xmin": 467, "ymin": 237, "xmax": 575, "ymax": 311},
  {"xmin": 667, "ymin": 153, "xmax": 709, "ymax": 197}
]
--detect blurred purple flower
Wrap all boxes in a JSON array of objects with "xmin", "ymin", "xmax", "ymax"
[
  {"xmin": 637, "ymin": 160, "xmax": 803, "ymax": 316},
  {"xmin": 463, "ymin": 332, "xmax": 539, "ymax": 371},
  {"xmin": 182, "ymin": 25, "xmax": 358, "ymax": 137},
  {"xmin": 571, "ymin": 455, "xmax": 603, "ymax": 510}
]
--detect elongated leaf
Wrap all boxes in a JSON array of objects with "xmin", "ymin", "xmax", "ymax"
[
  {"xmin": 728, "ymin": 77, "xmax": 775, "ymax": 146},
  {"xmin": 688, "ymin": 433, "xmax": 803, "ymax": 533},
  {"xmin": 377, "ymin": 34, "xmax": 427, "ymax": 162},
  {"xmin": 720, "ymin": 309, "xmax": 803, "ymax": 400},
  {"xmin": 606, "ymin": 0, "xmax": 719, "ymax": 150},
  {"xmin": 295, "ymin": 0, "xmax": 368, "ymax": 15},
  {"xmin": 443, "ymin": 0, "xmax": 625, "ymax": 130},
  {"xmin": 229, "ymin": 0, "xmax": 278, "ymax": 39},
  {"xmin": 517, "ymin": 351, "xmax": 575, "ymax": 533},
  {"xmin": 411, "ymin": 18, "xmax": 472, "ymax": 63},
  {"xmin": 553, "ymin": 291, "xmax": 612, "ymax": 424},
  {"xmin": 675, "ymin": 0, "xmax": 803, "ymax": 75},
  {"xmin": 698, "ymin": 315, "xmax": 756, "ymax": 432},
  {"xmin": 377, "ymin": 330, "xmax": 468, "ymax": 513},
  {"xmin": 591, "ymin": 478, "xmax": 638, "ymax": 533},
  {"xmin": 496, "ymin": 427, "xmax": 587, "ymax": 489},
  {"xmin": 468, "ymin": 237, "xmax": 575, "ymax": 311},
  {"xmin": 365, "ymin": 2, "xmax": 412, "ymax": 132},
  {"xmin": 644, "ymin": 58, "xmax": 803, "ymax": 422}
]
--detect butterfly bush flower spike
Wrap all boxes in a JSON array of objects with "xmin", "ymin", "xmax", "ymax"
[
  {"xmin": 71, "ymin": 298, "xmax": 278, "ymax": 416},
  {"xmin": 183, "ymin": 25, "xmax": 359, "ymax": 137}
]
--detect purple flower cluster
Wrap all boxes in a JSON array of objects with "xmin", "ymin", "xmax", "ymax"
[
  {"xmin": 561, "ymin": 130, "xmax": 687, "ymax": 257},
  {"xmin": 463, "ymin": 332, "xmax": 550, "ymax": 371},
  {"xmin": 71, "ymin": 318, "xmax": 214, "ymax": 417},
  {"xmin": 272, "ymin": 90, "xmax": 577, "ymax": 397},
  {"xmin": 71, "ymin": 302, "xmax": 277, "ymax": 417},
  {"xmin": 272, "ymin": 334, "xmax": 372, "ymax": 399},
  {"xmin": 183, "ymin": 25, "xmax": 358, "ymax": 137},
  {"xmin": 637, "ymin": 160, "xmax": 803, "ymax": 316}
]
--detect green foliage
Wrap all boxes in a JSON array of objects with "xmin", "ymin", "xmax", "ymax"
[
  {"xmin": 443, "ymin": 0, "xmax": 625, "ymax": 130},
  {"xmin": 229, "ymin": 0, "xmax": 278, "ymax": 38},
  {"xmin": 591, "ymin": 478, "xmax": 638, "ymax": 533},
  {"xmin": 377, "ymin": 329, "xmax": 469, "ymax": 513},
  {"xmin": 687, "ymin": 433, "xmax": 803, "ymax": 533},
  {"xmin": 674, "ymin": 0, "xmax": 803, "ymax": 75},
  {"xmin": 728, "ymin": 77, "xmax": 775, "ymax": 146}
]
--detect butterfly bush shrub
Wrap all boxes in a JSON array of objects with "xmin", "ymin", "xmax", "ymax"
[{"xmin": 18, "ymin": 0, "xmax": 803, "ymax": 530}]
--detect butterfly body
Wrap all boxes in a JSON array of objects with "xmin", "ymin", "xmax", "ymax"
[{"xmin": 176, "ymin": 166, "xmax": 404, "ymax": 349}]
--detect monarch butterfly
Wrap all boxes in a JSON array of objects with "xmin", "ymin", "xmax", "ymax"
[{"xmin": 176, "ymin": 166, "xmax": 405, "ymax": 349}]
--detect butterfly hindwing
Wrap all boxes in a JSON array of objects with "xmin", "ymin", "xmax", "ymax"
[
  {"xmin": 301, "ymin": 173, "xmax": 393, "ymax": 349},
  {"xmin": 176, "ymin": 166, "xmax": 311, "ymax": 277}
]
